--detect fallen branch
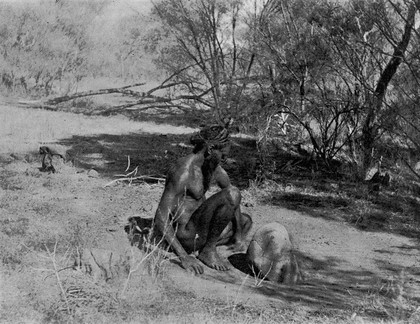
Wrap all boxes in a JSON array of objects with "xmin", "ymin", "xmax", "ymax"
[
  {"xmin": 18, "ymin": 100, "xmax": 61, "ymax": 111},
  {"xmin": 105, "ymin": 156, "xmax": 165, "ymax": 187},
  {"xmin": 402, "ymin": 158, "xmax": 420, "ymax": 181},
  {"xmin": 44, "ymin": 77, "xmax": 215, "ymax": 113},
  {"xmin": 45, "ymin": 82, "xmax": 147, "ymax": 105},
  {"xmin": 99, "ymin": 101, "xmax": 193, "ymax": 115},
  {"xmin": 114, "ymin": 166, "xmax": 139, "ymax": 178},
  {"xmin": 104, "ymin": 175, "xmax": 165, "ymax": 187}
]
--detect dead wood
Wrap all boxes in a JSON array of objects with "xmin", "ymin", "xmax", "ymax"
[
  {"xmin": 402, "ymin": 158, "xmax": 420, "ymax": 181},
  {"xmin": 104, "ymin": 175, "xmax": 165, "ymax": 187},
  {"xmin": 45, "ymin": 82, "xmax": 146, "ymax": 105},
  {"xmin": 43, "ymin": 79, "xmax": 213, "ymax": 114}
]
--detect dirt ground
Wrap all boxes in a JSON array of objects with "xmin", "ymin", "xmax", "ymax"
[{"xmin": 1, "ymin": 101, "xmax": 419, "ymax": 323}]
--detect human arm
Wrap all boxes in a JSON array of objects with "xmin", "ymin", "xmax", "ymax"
[
  {"xmin": 154, "ymin": 182, "xmax": 204, "ymax": 274},
  {"xmin": 214, "ymin": 165, "xmax": 231, "ymax": 189},
  {"xmin": 213, "ymin": 165, "xmax": 250, "ymax": 251}
]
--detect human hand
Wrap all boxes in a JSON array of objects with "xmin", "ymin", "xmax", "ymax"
[{"xmin": 180, "ymin": 255, "xmax": 204, "ymax": 275}]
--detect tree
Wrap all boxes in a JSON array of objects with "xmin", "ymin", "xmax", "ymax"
[
  {"xmin": 0, "ymin": 1, "xmax": 107, "ymax": 95},
  {"xmin": 312, "ymin": 0, "xmax": 417, "ymax": 175},
  {"xmin": 148, "ymin": 0, "xmax": 255, "ymax": 121},
  {"xmin": 246, "ymin": 0, "xmax": 357, "ymax": 165}
]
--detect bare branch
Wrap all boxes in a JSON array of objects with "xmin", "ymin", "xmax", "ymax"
[
  {"xmin": 401, "ymin": 158, "xmax": 420, "ymax": 181},
  {"xmin": 104, "ymin": 175, "xmax": 165, "ymax": 187},
  {"xmin": 45, "ymin": 83, "xmax": 146, "ymax": 105}
]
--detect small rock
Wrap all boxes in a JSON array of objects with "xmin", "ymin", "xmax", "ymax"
[
  {"xmin": 87, "ymin": 169, "xmax": 99, "ymax": 178},
  {"xmin": 0, "ymin": 154, "xmax": 14, "ymax": 163},
  {"xmin": 9, "ymin": 153, "xmax": 27, "ymax": 161}
]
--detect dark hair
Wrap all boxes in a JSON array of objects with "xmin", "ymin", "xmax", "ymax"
[{"xmin": 190, "ymin": 124, "xmax": 231, "ymax": 152}]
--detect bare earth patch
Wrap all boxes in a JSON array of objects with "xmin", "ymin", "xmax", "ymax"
[
  {"xmin": 1, "ymin": 102, "xmax": 419, "ymax": 323},
  {"xmin": 0, "ymin": 101, "xmax": 196, "ymax": 154}
]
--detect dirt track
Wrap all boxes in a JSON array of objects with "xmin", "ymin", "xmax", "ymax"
[{"xmin": 1, "ymin": 102, "xmax": 420, "ymax": 323}]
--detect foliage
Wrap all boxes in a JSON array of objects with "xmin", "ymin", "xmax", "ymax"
[
  {"xmin": 0, "ymin": 0, "xmax": 107, "ymax": 95},
  {"xmin": 314, "ymin": 0, "xmax": 418, "ymax": 174},
  {"xmin": 149, "ymin": 0, "xmax": 256, "ymax": 120},
  {"xmin": 244, "ymin": 0, "xmax": 418, "ymax": 174},
  {"xmin": 145, "ymin": 0, "xmax": 419, "ymax": 177}
]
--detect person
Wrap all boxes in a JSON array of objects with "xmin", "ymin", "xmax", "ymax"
[{"xmin": 153, "ymin": 119, "xmax": 252, "ymax": 274}]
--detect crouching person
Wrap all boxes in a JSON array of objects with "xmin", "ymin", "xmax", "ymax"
[{"xmin": 152, "ymin": 120, "xmax": 252, "ymax": 274}]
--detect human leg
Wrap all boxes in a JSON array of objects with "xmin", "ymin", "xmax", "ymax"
[
  {"xmin": 227, "ymin": 210, "xmax": 253, "ymax": 252},
  {"xmin": 188, "ymin": 186, "xmax": 241, "ymax": 270}
]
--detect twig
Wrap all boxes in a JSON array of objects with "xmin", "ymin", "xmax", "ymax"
[
  {"xmin": 44, "ymin": 242, "xmax": 71, "ymax": 315},
  {"xmin": 114, "ymin": 166, "xmax": 139, "ymax": 178},
  {"xmin": 120, "ymin": 229, "xmax": 176, "ymax": 298},
  {"xmin": 231, "ymin": 274, "xmax": 250, "ymax": 317},
  {"xmin": 125, "ymin": 155, "xmax": 131, "ymax": 172},
  {"xmin": 106, "ymin": 156, "xmax": 162, "ymax": 187},
  {"xmin": 250, "ymin": 262, "xmax": 273, "ymax": 287},
  {"xmin": 401, "ymin": 158, "xmax": 420, "ymax": 181},
  {"xmin": 104, "ymin": 175, "xmax": 165, "ymax": 187}
]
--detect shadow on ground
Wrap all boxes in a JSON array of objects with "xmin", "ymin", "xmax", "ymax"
[
  {"xmin": 60, "ymin": 132, "xmax": 189, "ymax": 178},
  {"xmin": 268, "ymin": 183, "xmax": 420, "ymax": 240},
  {"xmin": 58, "ymin": 132, "xmax": 258, "ymax": 188},
  {"xmin": 54, "ymin": 130, "xmax": 420, "ymax": 242},
  {"xmin": 202, "ymin": 250, "xmax": 416, "ymax": 320}
]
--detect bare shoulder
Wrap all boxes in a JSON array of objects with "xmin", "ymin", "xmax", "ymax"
[{"xmin": 166, "ymin": 153, "xmax": 197, "ymax": 190}]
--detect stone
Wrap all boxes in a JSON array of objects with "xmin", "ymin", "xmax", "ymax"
[{"xmin": 87, "ymin": 169, "xmax": 99, "ymax": 178}]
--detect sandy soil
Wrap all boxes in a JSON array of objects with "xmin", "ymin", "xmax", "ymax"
[{"xmin": 1, "ymin": 102, "xmax": 419, "ymax": 323}]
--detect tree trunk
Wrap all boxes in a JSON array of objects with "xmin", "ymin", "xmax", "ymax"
[{"xmin": 360, "ymin": 3, "xmax": 416, "ymax": 176}]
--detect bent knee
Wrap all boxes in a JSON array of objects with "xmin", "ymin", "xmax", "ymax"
[{"xmin": 224, "ymin": 186, "xmax": 241, "ymax": 206}]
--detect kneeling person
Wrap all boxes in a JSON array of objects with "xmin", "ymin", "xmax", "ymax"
[{"xmin": 153, "ymin": 120, "xmax": 252, "ymax": 274}]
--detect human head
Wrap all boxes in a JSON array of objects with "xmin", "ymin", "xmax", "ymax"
[{"xmin": 190, "ymin": 118, "xmax": 233, "ymax": 158}]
